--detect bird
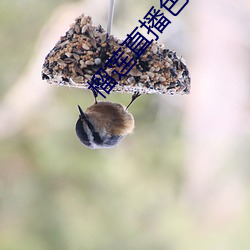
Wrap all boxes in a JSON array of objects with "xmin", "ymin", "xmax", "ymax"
[{"xmin": 75, "ymin": 92, "xmax": 140, "ymax": 149}]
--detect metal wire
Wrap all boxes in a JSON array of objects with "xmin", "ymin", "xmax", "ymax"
[{"xmin": 107, "ymin": 0, "xmax": 115, "ymax": 34}]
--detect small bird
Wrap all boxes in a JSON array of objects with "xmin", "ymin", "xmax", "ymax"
[{"xmin": 75, "ymin": 92, "xmax": 140, "ymax": 149}]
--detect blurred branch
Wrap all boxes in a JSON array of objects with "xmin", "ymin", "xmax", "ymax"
[
  {"xmin": 183, "ymin": 0, "xmax": 250, "ymax": 225},
  {"xmin": 0, "ymin": 1, "xmax": 109, "ymax": 139}
]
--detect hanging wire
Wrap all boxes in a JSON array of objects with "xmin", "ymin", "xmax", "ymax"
[{"xmin": 107, "ymin": 0, "xmax": 115, "ymax": 34}]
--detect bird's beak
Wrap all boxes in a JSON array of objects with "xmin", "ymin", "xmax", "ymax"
[{"xmin": 77, "ymin": 105, "xmax": 86, "ymax": 119}]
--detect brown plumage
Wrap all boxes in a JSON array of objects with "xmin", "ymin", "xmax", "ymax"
[
  {"xmin": 85, "ymin": 102, "xmax": 134, "ymax": 135},
  {"xmin": 75, "ymin": 101, "xmax": 135, "ymax": 149}
]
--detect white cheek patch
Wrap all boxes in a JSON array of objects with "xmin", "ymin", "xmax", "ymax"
[{"xmin": 83, "ymin": 122, "xmax": 94, "ymax": 145}]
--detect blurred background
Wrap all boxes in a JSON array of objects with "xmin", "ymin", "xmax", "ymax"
[{"xmin": 1, "ymin": 0, "xmax": 250, "ymax": 249}]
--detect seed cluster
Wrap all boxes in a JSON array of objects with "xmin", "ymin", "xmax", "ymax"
[{"xmin": 42, "ymin": 14, "xmax": 190, "ymax": 95}]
